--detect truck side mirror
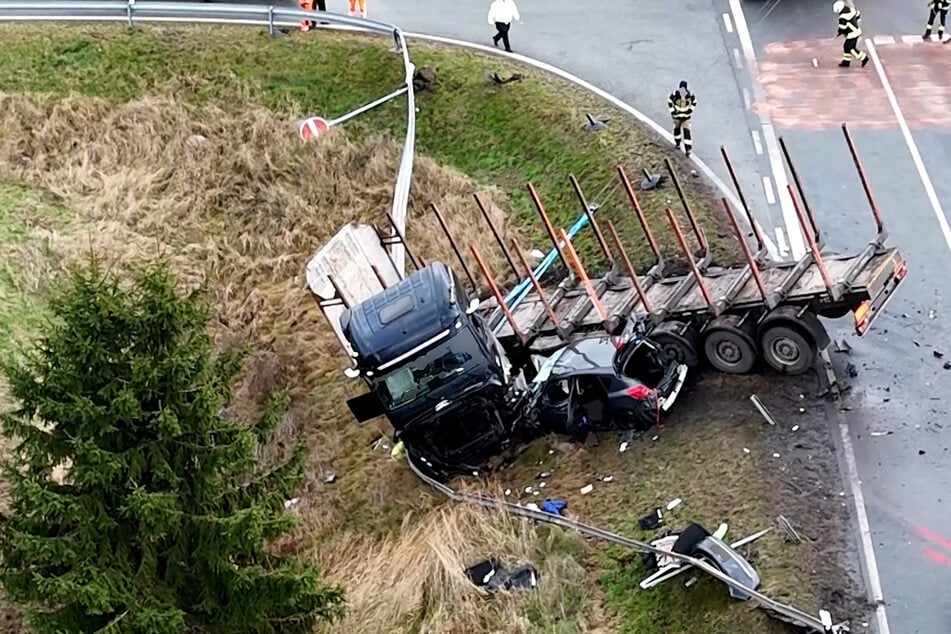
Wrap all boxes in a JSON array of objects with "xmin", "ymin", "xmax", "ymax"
[{"xmin": 466, "ymin": 298, "xmax": 480, "ymax": 314}]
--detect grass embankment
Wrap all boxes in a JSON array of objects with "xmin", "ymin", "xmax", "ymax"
[{"xmin": 0, "ymin": 25, "xmax": 822, "ymax": 633}]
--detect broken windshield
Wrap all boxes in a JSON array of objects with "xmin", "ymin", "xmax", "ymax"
[{"xmin": 376, "ymin": 327, "xmax": 483, "ymax": 408}]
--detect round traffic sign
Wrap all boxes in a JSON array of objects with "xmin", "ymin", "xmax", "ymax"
[{"xmin": 298, "ymin": 116, "xmax": 330, "ymax": 141}]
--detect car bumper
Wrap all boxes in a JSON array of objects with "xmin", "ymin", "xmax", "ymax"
[{"xmin": 658, "ymin": 364, "xmax": 688, "ymax": 413}]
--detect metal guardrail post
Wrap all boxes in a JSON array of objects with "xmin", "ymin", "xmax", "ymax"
[{"xmin": 267, "ymin": 4, "xmax": 273, "ymax": 36}]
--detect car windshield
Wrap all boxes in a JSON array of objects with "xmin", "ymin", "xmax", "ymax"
[{"xmin": 376, "ymin": 327, "xmax": 483, "ymax": 408}]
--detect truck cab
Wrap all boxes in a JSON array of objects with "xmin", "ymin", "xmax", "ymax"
[{"xmin": 340, "ymin": 261, "xmax": 516, "ymax": 476}]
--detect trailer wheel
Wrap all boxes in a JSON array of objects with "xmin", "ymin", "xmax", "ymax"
[
  {"xmin": 651, "ymin": 321, "xmax": 701, "ymax": 367},
  {"xmin": 703, "ymin": 316, "xmax": 758, "ymax": 374},
  {"xmin": 759, "ymin": 324, "xmax": 817, "ymax": 375}
]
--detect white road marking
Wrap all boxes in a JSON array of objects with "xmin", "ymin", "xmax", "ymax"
[
  {"xmin": 774, "ymin": 227, "xmax": 788, "ymax": 255},
  {"xmin": 404, "ymin": 31, "xmax": 780, "ymax": 259},
  {"xmin": 732, "ymin": 47, "xmax": 743, "ymax": 69},
  {"xmin": 867, "ymin": 40, "xmax": 951, "ymax": 257},
  {"xmin": 762, "ymin": 176, "xmax": 776, "ymax": 204},
  {"xmin": 872, "ymin": 35, "xmax": 895, "ymax": 45},
  {"xmin": 729, "ymin": 0, "xmax": 806, "ymax": 260},
  {"xmin": 742, "ymin": 87, "xmax": 751, "ymax": 109},
  {"xmin": 751, "ymin": 129, "xmax": 763, "ymax": 155},
  {"xmin": 723, "ymin": 12, "xmax": 734, "ymax": 33},
  {"xmin": 902, "ymin": 34, "xmax": 923, "ymax": 43}
]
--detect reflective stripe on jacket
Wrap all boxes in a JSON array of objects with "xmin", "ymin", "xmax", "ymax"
[
  {"xmin": 838, "ymin": 8, "xmax": 863, "ymax": 39},
  {"xmin": 668, "ymin": 91, "xmax": 697, "ymax": 119},
  {"xmin": 930, "ymin": 0, "xmax": 950, "ymax": 11}
]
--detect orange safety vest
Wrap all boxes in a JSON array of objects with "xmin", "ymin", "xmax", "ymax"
[{"xmin": 299, "ymin": 0, "xmax": 314, "ymax": 32}]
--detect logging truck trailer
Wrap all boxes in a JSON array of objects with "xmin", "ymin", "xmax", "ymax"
[{"xmin": 305, "ymin": 124, "xmax": 906, "ymax": 477}]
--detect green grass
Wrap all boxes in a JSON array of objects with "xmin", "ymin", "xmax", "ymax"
[{"xmin": 0, "ymin": 25, "xmax": 734, "ymax": 272}]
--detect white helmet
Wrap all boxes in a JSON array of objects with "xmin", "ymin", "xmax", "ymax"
[{"xmin": 833, "ymin": 1, "xmax": 845, "ymax": 13}]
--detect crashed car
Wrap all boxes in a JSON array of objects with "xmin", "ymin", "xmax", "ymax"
[{"xmin": 527, "ymin": 334, "xmax": 688, "ymax": 440}]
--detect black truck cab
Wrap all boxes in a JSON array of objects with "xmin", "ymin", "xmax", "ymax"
[{"xmin": 340, "ymin": 262, "xmax": 513, "ymax": 475}]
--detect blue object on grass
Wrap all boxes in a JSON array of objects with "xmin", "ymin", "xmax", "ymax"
[{"xmin": 541, "ymin": 499, "xmax": 568, "ymax": 516}]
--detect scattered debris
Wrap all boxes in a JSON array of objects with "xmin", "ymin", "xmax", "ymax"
[
  {"xmin": 834, "ymin": 339, "xmax": 852, "ymax": 354},
  {"xmin": 465, "ymin": 558, "xmax": 502, "ymax": 586},
  {"xmin": 791, "ymin": 425, "xmax": 800, "ymax": 432},
  {"xmin": 504, "ymin": 488, "xmax": 512, "ymax": 496},
  {"xmin": 846, "ymin": 362, "xmax": 858, "ymax": 378},
  {"xmin": 919, "ymin": 449, "xmax": 927, "ymax": 455},
  {"xmin": 935, "ymin": 350, "xmax": 945, "ymax": 359},
  {"xmin": 541, "ymin": 498, "xmax": 567, "ymax": 516},
  {"xmin": 372, "ymin": 436, "xmax": 390, "ymax": 451},
  {"xmin": 619, "ymin": 440, "xmax": 630, "ymax": 453},
  {"xmin": 929, "ymin": 308, "xmax": 937, "ymax": 319},
  {"xmin": 525, "ymin": 502, "xmax": 540, "ymax": 511},
  {"xmin": 651, "ymin": 435, "xmax": 659, "ymax": 441},
  {"xmin": 812, "ymin": 57, "xmax": 819, "ymax": 68},
  {"xmin": 772, "ymin": 452, "xmax": 781, "ymax": 458},
  {"xmin": 750, "ymin": 394, "xmax": 778, "ymax": 425},
  {"xmin": 713, "ymin": 523, "xmax": 729, "ymax": 539},
  {"xmin": 870, "ymin": 430, "xmax": 893, "ymax": 437},
  {"xmin": 323, "ymin": 472, "xmax": 337, "ymax": 484},
  {"xmin": 538, "ymin": 481, "xmax": 546, "ymax": 488},
  {"xmin": 944, "ymin": 362, "xmax": 951, "ymax": 370},
  {"xmin": 639, "ymin": 168, "xmax": 665, "ymax": 190},
  {"xmin": 465, "ymin": 558, "xmax": 539, "ymax": 593},
  {"xmin": 776, "ymin": 515, "xmax": 803, "ymax": 543},
  {"xmin": 539, "ymin": 471, "xmax": 552, "ymax": 478},
  {"xmin": 584, "ymin": 113, "xmax": 608, "ymax": 132},
  {"xmin": 529, "ymin": 248, "xmax": 545, "ymax": 259},
  {"xmin": 638, "ymin": 508, "xmax": 664, "ymax": 530},
  {"xmin": 413, "ymin": 67, "xmax": 437, "ymax": 91},
  {"xmin": 524, "ymin": 486, "xmax": 533, "ymax": 494},
  {"xmin": 486, "ymin": 70, "xmax": 523, "ymax": 86},
  {"xmin": 600, "ymin": 475, "xmax": 614, "ymax": 483},
  {"xmin": 580, "ymin": 484, "xmax": 594, "ymax": 495},
  {"xmin": 283, "ymin": 497, "xmax": 300, "ymax": 509},
  {"xmin": 742, "ymin": 447, "xmax": 751, "ymax": 454},
  {"xmin": 685, "ymin": 576, "xmax": 699, "ymax": 588},
  {"xmin": 666, "ymin": 498, "xmax": 683, "ymax": 511}
]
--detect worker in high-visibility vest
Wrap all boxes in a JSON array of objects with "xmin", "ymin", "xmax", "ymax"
[
  {"xmin": 667, "ymin": 80, "xmax": 697, "ymax": 157},
  {"xmin": 298, "ymin": 0, "xmax": 327, "ymax": 32},
  {"xmin": 924, "ymin": 0, "xmax": 949, "ymax": 41},
  {"xmin": 833, "ymin": 1, "xmax": 869, "ymax": 68}
]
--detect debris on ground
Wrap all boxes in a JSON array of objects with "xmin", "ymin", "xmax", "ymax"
[
  {"xmin": 283, "ymin": 497, "xmax": 300, "ymax": 509},
  {"xmin": 465, "ymin": 558, "xmax": 539, "ymax": 593},
  {"xmin": 834, "ymin": 339, "xmax": 852, "ymax": 354},
  {"xmin": 541, "ymin": 498, "xmax": 567, "ymax": 516},
  {"xmin": 791, "ymin": 425, "xmax": 800, "ymax": 432},
  {"xmin": 929, "ymin": 308, "xmax": 937, "ymax": 319},
  {"xmin": 371, "ymin": 436, "xmax": 390, "ymax": 452},
  {"xmin": 685, "ymin": 576, "xmax": 698, "ymax": 588},
  {"xmin": 580, "ymin": 484, "xmax": 594, "ymax": 495},
  {"xmin": 583, "ymin": 112, "xmax": 608, "ymax": 132},
  {"xmin": 742, "ymin": 447, "xmax": 751, "ymax": 454},
  {"xmin": 619, "ymin": 440, "xmax": 630, "ymax": 453},
  {"xmin": 639, "ymin": 168, "xmax": 665, "ymax": 190},
  {"xmin": 934, "ymin": 350, "xmax": 944, "ymax": 359},
  {"xmin": 750, "ymin": 394, "xmax": 778, "ymax": 426},
  {"xmin": 846, "ymin": 363, "xmax": 858, "ymax": 378},
  {"xmin": 666, "ymin": 497, "xmax": 683, "ymax": 511},
  {"xmin": 777, "ymin": 515, "xmax": 803, "ymax": 543},
  {"xmin": 525, "ymin": 502, "xmax": 540, "ymax": 511},
  {"xmin": 323, "ymin": 472, "xmax": 337, "ymax": 484},
  {"xmin": 919, "ymin": 449, "xmax": 927, "ymax": 455},
  {"xmin": 413, "ymin": 67, "xmax": 437, "ymax": 91},
  {"xmin": 638, "ymin": 508, "xmax": 664, "ymax": 530},
  {"xmin": 944, "ymin": 362, "xmax": 951, "ymax": 370},
  {"xmin": 486, "ymin": 71, "xmax": 523, "ymax": 86},
  {"xmin": 597, "ymin": 475, "xmax": 614, "ymax": 483},
  {"xmin": 772, "ymin": 452, "xmax": 781, "ymax": 458},
  {"xmin": 870, "ymin": 430, "xmax": 894, "ymax": 437}
]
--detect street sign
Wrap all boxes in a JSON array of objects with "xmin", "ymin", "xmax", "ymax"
[{"xmin": 298, "ymin": 116, "xmax": 330, "ymax": 141}]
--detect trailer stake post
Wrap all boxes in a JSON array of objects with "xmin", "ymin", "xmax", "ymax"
[
  {"xmin": 385, "ymin": 213, "xmax": 422, "ymax": 271},
  {"xmin": 470, "ymin": 244, "xmax": 525, "ymax": 345},
  {"xmin": 558, "ymin": 228, "xmax": 608, "ymax": 324},
  {"xmin": 511, "ymin": 239, "xmax": 559, "ymax": 329},
  {"xmin": 474, "ymin": 194, "xmax": 520, "ymax": 281},
  {"xmin": 841, "ymin": 123, "xmax": 886, "ymax": 239},
  {"xmin": 617, "ymin": 165, "xmax": 663, "ymax": 267},
  {"xmin": 568, "ymin": 173, "xmax": 614, "ymax": 265},
  {"xmin": 326, "ymin": 274, "xmax": 350, "ymax": 309},
  {"xmin": 786, "ymin": 184, "xmax": 838, "ymax": 300},
  {"xmin": 374, "ymin": 224, "xmax": 407, "ymax": 280},
  {"xmin": 778, "ymin": 136, "xmax": 820, "ymax": 246},
  {"xmin": 527, "ymin": 183, "xmax": 572, "ymax": 274},
  {"xmin": 431, "ymin": 202, "xmax": 478, "ymax": 290},
  {"xmin": 721, "ymin": 198, "xmax": 768, "ymax": 302},
  {"xmin": 720, "ymin": 146, "xmax": 765, "ymax": 254},
  {"xmin": 665, "ymin": 208, "xmax": 717, "ymax": 314},
  {"xmin": 370, "ymin": 265, "xmax": 388, "ymax": 291},
  {"xmin": 664, "ymin": 158, "xmax": 707, "ymax": 252},
  {"xmin": 605, "ymin": 220, "xmax": 653, "ymax": 314}
]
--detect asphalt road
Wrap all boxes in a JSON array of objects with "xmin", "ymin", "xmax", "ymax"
[{"xmin": 726, "ymin": 1, "xmax": 951, "ymax": 632}]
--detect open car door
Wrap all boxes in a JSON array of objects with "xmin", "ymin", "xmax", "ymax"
[{"xmin": 347, "ymin": 391, "xmax": 385, "ymax": 423}]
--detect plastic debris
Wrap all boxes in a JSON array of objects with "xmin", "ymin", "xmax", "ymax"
[
  {"xmin": 504, "ymin": 489, "xmax": 512, "ymax": 496},
  {"xmin": 584, "ymin": 112, "xmax": 608, "ymax": 132},
  {"xmin": 652, "ymin": 435, "xmax": 659, "ymax": 441},
  {"xmin": 791, "ymin": 425, "xmax": 800, "ymax": 432},
  {"xmin": 834, "ymin": 339, "xmax": 852, "ymax": 354},
  {"xmin": 743, "ymin": 447, "xmax": 751, "ymax": 454},
  {"xmin": 870, "ymin": 430, "xmax": 893, "ymax": 437},
  {"xmin": 944, "ymin": 362, "xmax": 951, "ymax": 370},
  {"xmin": 525, "ymin": 503, "xmax": 540, "ymax": 511},
  {"xmin": 750, "ymin": 394, "xmax": 778, "ymax": 425},
  {"xmin": 283, "ymin": 497, "xmax": 300, "ymax": 509},
  {"xmin": 465, "ymin": 558, "xmax": 502, "ymax": 586},
  {"xmin": 777, "ymin": 515, "xmax": 802, "ymax": 542},
  {"xmin": 638, "ymin": 508, "xmax": 664, "ymax": 530},
  {"xmin": 541, "ymin": 499, "xmax": 567, "ymax": 516},
  {"xmin": 935, "ymin": 350, "xmax": 945, "ymax": 359},
  {"xmin": 929, "ymin": 308, "xmax": 937, "ymax": 320},
  {"xmin": 619, "ymin": 441, "xmax": 630, "ymax": 453},
  {"xmin": 713, "ymin": 523, "xmax": 729, "ymax": 539},
  {"xmin": 666, "ymin": 498, "xmax": 683, "ymax": 511},
  {"xmin": 323, "ymin": 472, "xmax": 337, "ymax": 484},
  {"xmin": 539, "ymin": 481, "xmax": 547, "ymax": 488},
  {"xmin": 846, "ymin": 362, "xmax": 858, "ymax": 378},
  {"xmin": 685, "ymin": 576, "xmax": 699, "ymax": 588},
  {"xmin": 772, "ymin": 452, "xmax": 781, "ymax": 458},
  {"xmin": 539, "ymin": 471, "xmax": 552, "ymax": 478},
  {"xmin": 580, "ymin": 484, "xmax": 594, "ymax": 495},
  {"xmin": 529, "ymin": 248, "xmax": 545, "ymax": 259}
]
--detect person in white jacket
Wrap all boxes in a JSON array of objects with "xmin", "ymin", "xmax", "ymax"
[{"xmin": 488, "ymin": 0, "xmax": 520, "ymax": 52}]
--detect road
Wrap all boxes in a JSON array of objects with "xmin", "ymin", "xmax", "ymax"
[{"xmin": 721, "ymin": 1, "xmax": 951, "ymax": 633}]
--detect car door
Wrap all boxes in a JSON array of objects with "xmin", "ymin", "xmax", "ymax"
[{"xmin": 533, "ymin": 375, "xmax": 573, "ymax": 433}]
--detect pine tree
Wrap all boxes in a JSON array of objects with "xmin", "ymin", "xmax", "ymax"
[{"xmin": 0, "ymin": 262, "xmax": 344, "ymax": 633}]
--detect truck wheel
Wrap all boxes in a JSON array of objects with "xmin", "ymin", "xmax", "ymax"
[
  {"xmin": 703, "ymin": 316, "xmax": 758, "ymax": 374},
  {"xmin": 759, "ymin": 324, "xmax": 816, "ymax": 375},
  {"xmin": 651, "ymin": 321, "xmax": 701, "ymax": 367}
]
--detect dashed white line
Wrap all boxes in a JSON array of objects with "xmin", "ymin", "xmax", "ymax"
[
  {"xmin": 732, "ymin": 47, "xmax": 742, "ymax": 69},
  {"xmin": 742, "ymin": 88, "xmax": 751, "ymax": 109},
  {"xmin": 751, "ymin": 129, "xmax": 763, "ymax": 155},
  {"xmin": 723, "ymin": 12, "xmax": 734, "ymax": 33},
  {"xmin": 762, "ymin": 175, "xmax": 776, "ymax": 205},
  {"xmin": 867, "ymin": 40, "xmax": 951, "ymax": 257},
  {"xmin": 773, "ymin": 227, "xmax": 789, "ymax": 255},
  {"xmin": 872, "ymin": 35, "xmax": 895, "ymax": 45},
  {"xmin": 902, "ymin": 34, "xmax": 923, "ymax": 43}
]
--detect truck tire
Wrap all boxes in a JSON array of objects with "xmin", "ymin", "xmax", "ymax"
[
  {"xmin": 651, "ymin": 321, "xmax": 701, "ymax": 367},
  {"xmin": 759, "ymin": 324, "xmax": 817, "ymax": 375},
  {"xmin": 702, "ymin": 316, "xmax": 758, "ymax": 374}
]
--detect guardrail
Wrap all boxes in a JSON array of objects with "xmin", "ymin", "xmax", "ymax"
[{"xmin": 0, "ymin": 0, "xmax": 416, "ymax": 274}]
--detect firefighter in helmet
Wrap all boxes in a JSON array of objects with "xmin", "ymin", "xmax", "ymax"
[
  {"xmin": 667, "ymin": 80, "xmax": 697, "ymax": 157},
  {"xmin": 924, "ymin": 0, "xmax": 949, "ymax": 41},
  {"xmin": 834, "ymin": 1, "xmax": 869, "ymax": 68}
]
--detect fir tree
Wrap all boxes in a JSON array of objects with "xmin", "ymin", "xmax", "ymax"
[{"xmin": 0, "ymin": 262, "xmax": 344, "ymax": 633}]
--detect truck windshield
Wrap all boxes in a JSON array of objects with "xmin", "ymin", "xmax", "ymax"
[{"xmin": 376, "ymin": 327, "xmax": 483, "ymax": 408}]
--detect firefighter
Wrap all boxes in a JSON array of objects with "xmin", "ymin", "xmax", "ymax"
[
  {"xmin": 667, "ymin": 80, "xmax": 697, "ymax": 157},
  {"xmin": 924, "ymin": 0, "xmax": 949, "ymax": 41},
  {"xmin": 833, "ymin": 1, "xmax": 869, "ymax": 68}
]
